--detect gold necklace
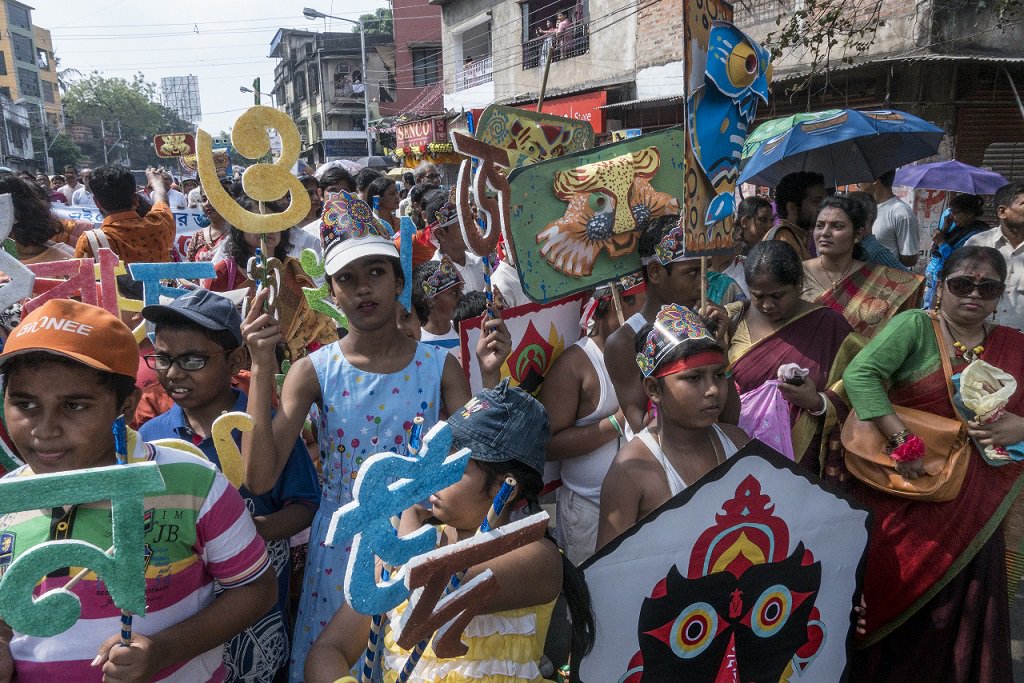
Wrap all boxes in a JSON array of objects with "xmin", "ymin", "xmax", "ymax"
[{"xmin": 818, "ymin": 256, "xmax": 853, "ymax": 292}]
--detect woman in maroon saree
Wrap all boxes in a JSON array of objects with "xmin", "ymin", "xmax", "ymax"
[
  {"xmin": 843, "ymin": 246, "xmax": 1024, "ymax": 681},
  {"xmin": 728, "ymin": 241, "xmax": 861, "ymax": 476}
]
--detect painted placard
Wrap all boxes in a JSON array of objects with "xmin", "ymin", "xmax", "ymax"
[
  {"xmin": 476, "ymin": 104, "xmax": 594, "ymax": 169},
  {"xmin": 153, "ymin": 133, "xmax": 196, "ymax": 158},
  {"xmin": 506, "ymin": 128, "xmax": 685, "ymax": 302},
  {"xmin": 579, "ymin": 443, "xmax": 870, "ymax": 682},
  {"xmin": 458, "ymin": 294, "xmax": 584, "ymax": 395}
]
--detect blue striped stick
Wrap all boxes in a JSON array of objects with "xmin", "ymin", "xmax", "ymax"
[
  {"xmin": 112, "ymin": 415, "xmax": 133, "ymax": 646},
  {"xmin": 465, "ymin": 112, "xmax": 497, "ymax": 319},
  {"xmin": 396, "ymin": 477, "xmax": 518, "ymax": 683},
  {"xmin": 361, "ymin": 417, "xmax": 426, "ymax": 682}
]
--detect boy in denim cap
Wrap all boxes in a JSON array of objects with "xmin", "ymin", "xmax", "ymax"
[
  {"xmin": 139, "ymin": 289, "xmax": 320, "ymax": 682},
  {"xmin": 0, "ymin": 298, "xmax": 275, "ymax": 682}
]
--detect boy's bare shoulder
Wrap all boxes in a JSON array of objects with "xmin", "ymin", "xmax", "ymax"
[
  {"xmin": 718, "ymin": 423, "xmax": 750, "ymax": 448},
  {"xmin": 609, "ymin": 435, "xmax": 659, "ymax": 470}
]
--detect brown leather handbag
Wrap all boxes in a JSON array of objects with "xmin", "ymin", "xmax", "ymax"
[{"xmin": 841, "ymin": 314, "xmax": 971, "ymax": 502}]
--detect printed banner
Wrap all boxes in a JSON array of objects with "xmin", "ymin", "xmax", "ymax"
[
  {"xmin": 580, "ymin": 443, "xmax": 870, "ymax": 682},
  {"xmin": 52, "ymin": 205, "xmax": 208, "ymax": 261},
  {"xmin": 458, "ymin": 294, "xmax": 584, "ymax": 395}
]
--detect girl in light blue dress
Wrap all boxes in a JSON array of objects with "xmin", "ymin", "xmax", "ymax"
[{"xmin": 240, "ymin": 193, "xmax": 509, "ymax": 681}]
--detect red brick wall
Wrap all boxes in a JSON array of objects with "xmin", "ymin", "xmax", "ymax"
[
  {"xmin": 635, "ymin": 0, "xmax": 683, "ymax": 71},
  {"xmin": 382, "ymin": 0, "xmax": 444, "ymax": 116}
]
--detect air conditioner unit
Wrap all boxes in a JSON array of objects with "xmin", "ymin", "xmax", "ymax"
[{"xmin": 336, "ymin": 64, "xmax": 350, "ymax": 75}]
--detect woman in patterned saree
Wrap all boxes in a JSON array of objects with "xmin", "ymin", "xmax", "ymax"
[
  {"xmin": 727, "ymin": 240, "xmax": 861, "ymax": 478},
  {"xmin": 802, "ymin": 195, "xmax": 923, "ymax": 338},
  {"xmin": 843, "ymin": 246, "xmax": 1024, "ymax": 681}
]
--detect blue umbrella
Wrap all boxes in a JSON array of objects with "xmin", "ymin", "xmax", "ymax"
[
  {"xmin": 894, "ymin": 160, "xmax": 1008, "ymax": 195},
  {"xmin": 739, "ymin": 109, "xmax": 944, "ymax": 187}
]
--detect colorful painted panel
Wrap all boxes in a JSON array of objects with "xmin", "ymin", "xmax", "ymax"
[
  {"xmin": 682, "ymin": 0, "xmax": 748, "ymax": 256},
  {"xmin": 580, "ymin": 443, "xmax": 869, "ymax": 681},
  {"xmin": 506, "ymin": 129, "xmax": 685, "ymax": 302},
  {"xmin": 476, "ymin": 104, "xmax": 594, "ymax": 169}
]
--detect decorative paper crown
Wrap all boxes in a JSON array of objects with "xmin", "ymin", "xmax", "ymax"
[
  {"xmin": 644, "ymin": 221, "xmax": 698, "ymax": 267},
  {"xmin": 320, "ymin": 191, "xmax": 398, "ymax": 276},
  {"xmin": 422, "ymin": 254, "xmax": 464, "ymax": 298},
  {"xmin": 580, "ymin": 272, "xmax": 648, "ymax": 332},
  {"xmin": 431, "ymin": 187, "xmax": 459, "ymax": 228},
  {"xmin": 635, "ymin": 304, "xmax": 718, "ymax": 378}
]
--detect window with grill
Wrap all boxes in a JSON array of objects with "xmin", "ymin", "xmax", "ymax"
[
  {"xmin": 6, "ymin": 2, "xmax": 30, "ymax": 29},
  {"xmin": 411, "ymin": 48, "xmax": 440, "ymax": 86},
  {"xmin": 0, "ymin": 52, "xmax": 7, "ymax": 76},
  {"xmin": 11, "ymin": 34, "xmax": 33, "ymax": 65},
  {"xmin": 17, "ymin": 67, "xmax": 38, "ymax": 97},
  {"xmin": 42, "ymin": 79, "xmax": 54, "ymax": 103},
  {"xmin": 734, "ymin": 0, "xmax": 787, "ymax": 24},
  {"xmin": 36, "ymin": 47, "xmax": 49, "ymax": 70}
]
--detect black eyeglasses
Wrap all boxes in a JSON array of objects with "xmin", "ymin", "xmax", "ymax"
[
  {"xmin": 425, "ymin": 173, "xmax": 441, "ymax": 180},
  {"xmin": 944, "ymin": 276, "xmax": 1005, "ymax": 300},
  {"xmin": 143, "ymin": 352, "xmax": 226, "ymax": 372}
]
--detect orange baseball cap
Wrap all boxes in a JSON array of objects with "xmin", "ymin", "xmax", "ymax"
[{"xmin": 0, "ymin": 299, "xmax": 138, "ymax": 378}]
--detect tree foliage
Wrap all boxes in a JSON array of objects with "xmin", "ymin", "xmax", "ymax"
[
  {"xmin": 762, "ymin": 0, "xmax": 883, "ymax": 78},
  {"xmin": 62, "ymin": 72, "xmax": 193, "ymax": 168},
  {"xmin": 352, "ymin": 8, "xmax": 393, "ymax": 36},
  {"xmin": 47, "ymin": 133, "xmax": 83, "ymax": 171}
]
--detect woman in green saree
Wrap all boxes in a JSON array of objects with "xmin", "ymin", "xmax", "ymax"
[{"xmin": 844, "ymin": 246, "xmax": 1024, "ymax": 681}]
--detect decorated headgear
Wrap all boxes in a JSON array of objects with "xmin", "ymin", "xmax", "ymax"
[
  {"xmin": 579, "ymin": 272, "xmax": 648, "ymax": 333},
  {"xmin": 320, "ymin": 191, "xmax": 398, "ymax": 276},
  {"xmin": 644, "ymin": 222, "xmax": 699, "ymax": 267},
  {"xmin": 635, "ymin": 304, "xmax": 723, "ymax": 378},
  {"xmin": 421, "ymin": 254, "xmax": 464, "ymax": 299},
  {"xmin": 429, "ymin": 186, "xmax": 459, "ymax": 229}
]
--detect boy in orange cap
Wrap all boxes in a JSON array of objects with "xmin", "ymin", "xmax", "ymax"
[{"xmin": 0, "ymin": 299, "xmax": 276, "ymax": 682}]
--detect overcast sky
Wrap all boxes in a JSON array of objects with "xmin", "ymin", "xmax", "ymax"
[{"xmin": 31, "ymin": 0, "xmax": 388, "ymax": 134}]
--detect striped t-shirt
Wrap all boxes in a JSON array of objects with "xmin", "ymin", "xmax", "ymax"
[{"xmin": 0, "ymin": 440, "xmax": 270, "ymax": 682}]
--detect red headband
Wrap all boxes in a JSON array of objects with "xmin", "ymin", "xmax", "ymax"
[{"xmin": 652, "ymin": 350, "xmax": 726, "ymax": 378}]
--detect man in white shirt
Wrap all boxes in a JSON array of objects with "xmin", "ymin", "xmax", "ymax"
[
  {"xmin": 859, "ymin": 169, "xmax": 920, "ymax": 268},
  {"xmin": 162, "ymin": 172, "xmax": 189, "ymax": 209},
  {"xmin": 70, "ymin": 168, "xmax": 95, "ymax": 206},
  {"xmin": 965, "ymin": 182, "xmax": 1024, "ymax": 331},
  {"xmin": 59, "ymin": 166, "xmax": 80, "ymax": 204}
]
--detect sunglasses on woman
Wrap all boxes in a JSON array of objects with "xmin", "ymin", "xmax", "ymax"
[{"xmin": 944, "ymin": 276, "xmax": 1005, "ymax": 300}]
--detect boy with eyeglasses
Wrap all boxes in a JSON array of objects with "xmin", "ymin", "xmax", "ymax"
[
  {"xmin": 138, "ymin": 288, "xmax": 320, "ymax": 682},
  {"xmin": 0, "ymin": 298, "xmax": 276, "ymax": 681}
]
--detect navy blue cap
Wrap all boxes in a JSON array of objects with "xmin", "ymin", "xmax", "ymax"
[
  {"xmin": 141, "ymin": 288, "xmax": 243, "ymax": 348},
  {"xmin": 447, "ymin": 379, "xmax": 549, "ymax": 475}
]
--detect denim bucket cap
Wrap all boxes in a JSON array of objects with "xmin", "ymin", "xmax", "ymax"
[
  {"xmin": 447, "ymin": 378, "xmax": 549, "ymax": 475},
  {"xmin": 141, "ymin": 288, "xmax": 243, "ymax": 347}
]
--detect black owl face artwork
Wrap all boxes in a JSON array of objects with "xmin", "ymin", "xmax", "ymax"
[{"xmin": 628, "ymin": 543, "xmax": 821, "ymax": 682}]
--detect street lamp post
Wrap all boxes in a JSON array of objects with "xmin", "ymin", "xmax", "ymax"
[
  {"xmin": 302, "ymin": 7, "xmax": 373, "ymax": 157},
  {"xmin": 239, "ymin": 86, "xmax": 277, "ymax": 107}
]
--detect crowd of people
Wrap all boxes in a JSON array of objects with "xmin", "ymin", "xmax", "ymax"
[{"xmin": 0, "ymin": 155, "xmax": 1023, "ymax": 682}]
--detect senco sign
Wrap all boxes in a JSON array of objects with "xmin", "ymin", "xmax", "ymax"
[{"xmin": 396, "ymin": 117, "xmax": 449, "ymax": 148}]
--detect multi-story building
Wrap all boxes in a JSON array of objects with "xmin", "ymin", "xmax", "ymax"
[
  {"xmin": 736, "ymin": 1, "xmax": 1024, "ymax": 179},
  {"xmin": 33, "ymin": 25, "xmax": 61, "ymax": 129},
  {"xmin": 270, "ymin": 28, "xmax": 396, "ymax": 164},
  {"xmin": 431, "ymin": 0, "xmax": 687, "ymax": 140},
  {"xmin": 380, "ymin": 0, "xmax": 445, "ymax": 119}
]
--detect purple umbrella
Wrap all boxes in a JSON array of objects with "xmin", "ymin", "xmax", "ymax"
[{"xmin": 894, "ymin": 160, "xmax": 1008, "ymax": 195}]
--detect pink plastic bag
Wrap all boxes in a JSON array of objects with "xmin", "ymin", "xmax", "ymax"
[{"xmin": 738, "ymin": 380, "xmax": 795, "ymax": 460}]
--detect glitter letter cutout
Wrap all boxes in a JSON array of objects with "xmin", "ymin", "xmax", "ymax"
[
  {"xmin": 0, "ymin": 463, "xmax": 166, "ymax": 637},
  {"xmin": 196, "ymin": 105, "xmax": 310, "ymax": 234},
  {"xmin": 326, "ymin": 422, "xmax": 471, "ymax": 615}
]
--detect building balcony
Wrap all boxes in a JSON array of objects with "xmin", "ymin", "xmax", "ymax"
[
  {"xmin": 522, "ymin": 23, "xmax": 589, "ymax": 70},
  {"xmin": 455, "ymin": 55, "xmax": 492, "ymax": 91}
]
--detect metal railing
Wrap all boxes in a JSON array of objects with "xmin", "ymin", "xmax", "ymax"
[
  {"xmin": 522, "ymin": 22, "xmax": 589, "ymax": 69},
  {"xmin": 455, "ymin": 54, "xmax": 494, "ymax": 91}
]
